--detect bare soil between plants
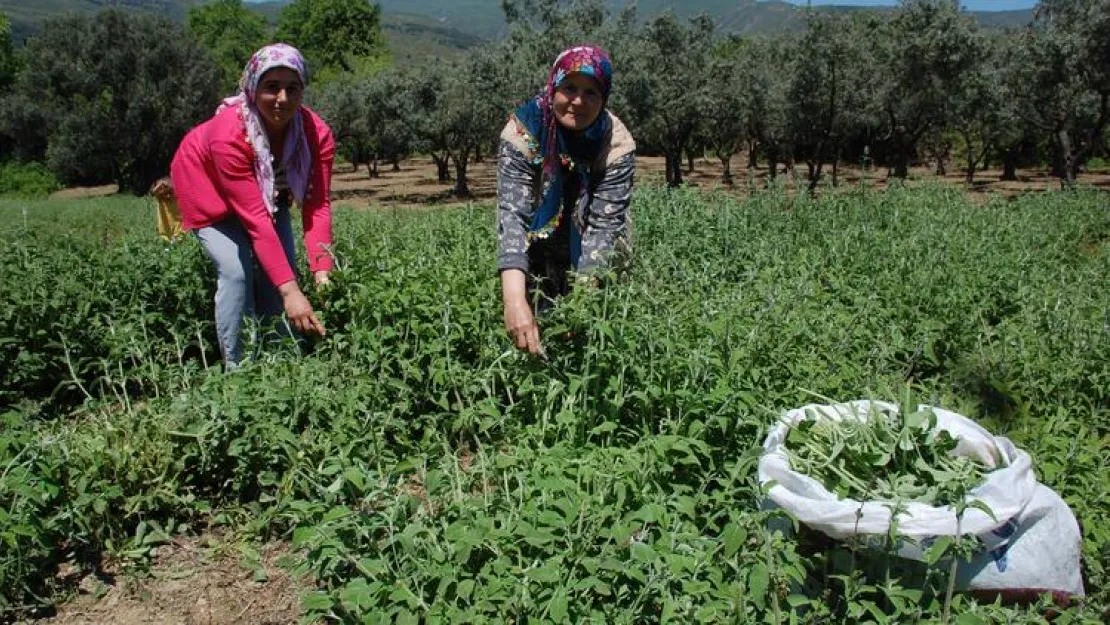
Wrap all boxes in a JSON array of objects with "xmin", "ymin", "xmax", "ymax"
[
  {"xmin": 19, "ymin": 535, "xmax": 310, "ymax": 625},
  {"xmin": 323, "ymin": 156, "xmax": 1110, "ymax": 209}
]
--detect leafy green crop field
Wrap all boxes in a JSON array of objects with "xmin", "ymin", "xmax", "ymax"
[{"xmin": 1, "ymin": 185, "xmax": 1107, "ymax": 623}]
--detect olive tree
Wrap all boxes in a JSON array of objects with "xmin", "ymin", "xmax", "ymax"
[
  {"xmin": 788, "ymin": 12, "xmax": 876, "ymax": 191},
  {"xmin": 5, "ymin": 10, "xmax": 220, "ymax": 194},
  {"xmin": 311, "ymin": 78, "xmax": 376, "ymax": 173},
  {"xmin": 1014, "ymin": 0, "xmax": 1110, "ymax": 185},
  {"xmin": 702, "ymin": 41, "xmax": 751, "ymax": 186},
  {"xmin": 872, "ymin": 0, "xmax": 981, "ymax": 178},
  {"xmin": 738, "ymin": 35, "xmax": 795, "ymax": 184},
  {"xmin": 619, "ymin": 14, "xmax": 714, "ymax": 186},
  {"xmin": 949, "ymin": 34, "xmax": 1016, "ymax": 184}
]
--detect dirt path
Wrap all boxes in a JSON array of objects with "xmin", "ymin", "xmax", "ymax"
[{"xmin": 24, "ymin": 536, "xmax": 308, "ymax": 625}]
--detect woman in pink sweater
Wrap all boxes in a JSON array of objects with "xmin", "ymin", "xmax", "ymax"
[{"xmin": 171, "ymin": 44, "xmax": 334, "ymax": 366}]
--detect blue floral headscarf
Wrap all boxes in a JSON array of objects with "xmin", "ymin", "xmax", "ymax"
[{"xmin": 512, "ymin": 45, "xmax": 613, "ymax": 267}]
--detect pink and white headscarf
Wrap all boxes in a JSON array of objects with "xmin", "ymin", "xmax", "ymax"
[{"xmin": 218, "ymin": 43, "xmax": 312, "ymax": 214}]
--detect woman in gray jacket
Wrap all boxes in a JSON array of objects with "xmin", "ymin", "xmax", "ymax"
[{"xmin": 496, "ymin": 45, "xmax": 637, "ymax": 356}]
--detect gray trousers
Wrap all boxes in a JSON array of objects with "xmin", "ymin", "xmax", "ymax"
[{"xmin": 195, "ymin": 208, "xmax": 296, "ymax": 366}]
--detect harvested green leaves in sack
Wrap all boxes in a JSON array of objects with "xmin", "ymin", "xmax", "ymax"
[{"xmin": 784, "ymin": 406, "xmax": 1000, "ymax": 507}]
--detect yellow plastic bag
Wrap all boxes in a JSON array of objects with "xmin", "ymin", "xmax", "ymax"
[{"xmin": 151, "ymin": 178, "xmax": 183, "ymax": 241}]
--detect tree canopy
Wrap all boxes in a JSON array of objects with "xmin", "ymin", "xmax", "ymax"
[
  {"xmin": 5, "ymin": 10, "xmax": 220, "ymax": 194},
  {"xmin": 0, "ymin": 13, "xmax": 15, "ymax": 90},
  {"xmin": 275, "ymin": 0, "xmax": 390, "ymax": 81},
  {"xmin": 187, "ymin": 0, "xmax": 268, "ymax": 92}
]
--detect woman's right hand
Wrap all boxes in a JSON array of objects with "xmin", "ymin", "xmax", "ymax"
[
  {"xmin": 501, "ymin": 269, "xmax": 544, "ymax": 357},
  {"xmin": 505, "ymin": 297, "xmax": 543, "ymax": 357},
  {"xmin": 278, "ymin": 282, "xmax": 326, "ymax": 336},
  {"xmin": 150, "ymin": 177, "xmax": 175, "ymax": 200}
]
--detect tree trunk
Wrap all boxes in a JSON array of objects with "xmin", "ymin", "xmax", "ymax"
[
  {"xmin": 806, "ymin": 137, "xmax": 827, "ymax": 193},
  {"xmin": 767, "ymin": 149, "xmax": 779, "ymax": 184},
  {"xmin": 893, "ymin": 140, "xmax": 910, "ymax": 179},
  {"xmin": 964, "ymin": 134, "xmax": 976, "ymax": 185},
  {"xmin": 433, "ymin": 154, "xmax": 451, "ymax": 183},
  {"xmin": 719, "ymin": 155, "xmax": 733, "ymax": 186},
  {"xmin": 664, "ymin": 151, "xmax": 684, "ymax": 187},
  {"xmin": 453, "ymin": 152, "xmax": 470, "ymax": 197},
  {"xmin": 686, "ymin": 151, "xmax": 695, "ymax": 174},
  {"xmin": 748, "ymin": 142, "xmax": 758, "ymax": 170},
  {"xmin": 807, "ymin": 160, "xmax": 825, "ymax": 194},
  {"xmin": 832, "ymin": 147, "xmax": 841, "ymax": 188},
  {"xmin": 370, "ymin": 159, "xmax": 379, "ymax": 178},
  {"xmin": 391, "ymin": 156, "xmax": 401, "ymax": 172},
  {"xmin": 889, "ymin": 119, "xmax": 912, "ymax": 179},
  {"xmin": 1055, "ymin": 128, "xmax": 1075, "ymax": 188},
  {"xmin": 1000, "ymin": 148, "xmax": 1018, "ymax": 181}
]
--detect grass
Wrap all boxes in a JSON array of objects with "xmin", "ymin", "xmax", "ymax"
[{"xmin": 0, "ymin": 183, "xmax": 1107, "ymax": 623}]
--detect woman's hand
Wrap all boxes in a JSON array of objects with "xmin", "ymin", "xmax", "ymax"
[
  {"xmin": 278, "ymin": 282, "xmax": 326, "ymax": 336},
  {"xmin": 501, "ymin": 269, "xmax": 544, "ymax": 357},
  {"xmin": 150, "ymin": 177, "xmax": 174, "ymax": 200},
  {"xmin": 505, "ymin": 297, "xmax": 543, "ymax": 357}
]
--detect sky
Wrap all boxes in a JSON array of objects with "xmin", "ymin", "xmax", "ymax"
[{"xmin": 780, "ymin": 1, "xmax": 1037, "ymax": 9}]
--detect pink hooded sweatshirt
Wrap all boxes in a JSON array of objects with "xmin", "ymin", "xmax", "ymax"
[{"xmin": 170, "ymin": 104, "xmax": 335, "ymax": 288}]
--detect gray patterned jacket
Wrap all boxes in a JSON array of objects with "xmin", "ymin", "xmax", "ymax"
[{"xmin": 496, "ymin": 111, "xmax": 637, "ymax": 286}]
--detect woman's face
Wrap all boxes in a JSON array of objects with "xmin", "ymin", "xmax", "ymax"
[
  {"xmin": 552, "ymin": 73, "xmax": 604, "ymax": 132},
  {"xmin": 253, "ymin": 67, "xmax": 304, "ymax": 135}
]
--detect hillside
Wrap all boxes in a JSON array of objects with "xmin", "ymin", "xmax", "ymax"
[
  {"xmin": 0, "ymin": 0, "xmax": 482, "ymax": 64},
  {"xmin": 370, "ymin": 0, "xmax": 805, "ymax": 39},
  {"xmin": 244, "ymin": 1, "xmax": 482, "ymax": 64},
  {"xmin": 374, "ymin": 0, "xmax": 1037, "ymax": 39},
  {"xmin": 974, "ymin": 8, "xmax": 1038, "ymax": 28},
  {"xmin": 1, "ymin": 0, "xmax": 1038, "ymax": 50},
  {"xmin": 0, "ymin": 0, "xmax": 200, "ymax": 41},
  {"xmin": 382, "ymin": 12, "xmax": 486, "ymax": 66}
]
